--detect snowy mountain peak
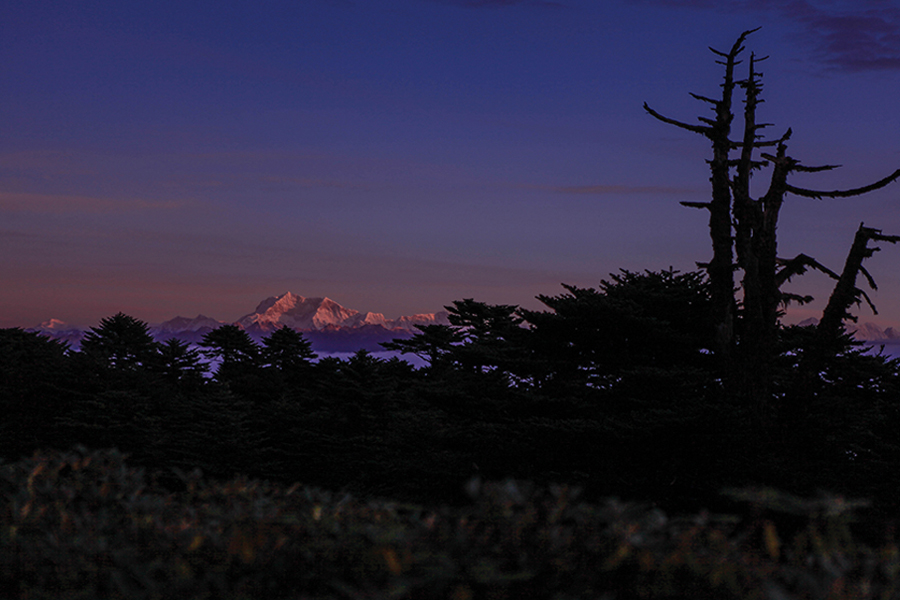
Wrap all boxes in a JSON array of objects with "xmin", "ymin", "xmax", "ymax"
[
  {"xmin": 232, "ymin": 293, "xmax": 449, "ymax": 333},
  {"xmin": 36, "ymin": 318, "xmax": 72, "ymax": 332},
  {"xmin": 357, "ymin": 312, "xmax": 389, "ymax": 327},
  {"xmin": 391, "ymin": 312, "xmax": 451, "ymax": 331},
  {"xmin": 850, "ymin": 322, "xmax": 900, "ymax": 342},
  {"xmin": 791, "ymin": 318, "xmax": 900, "ymax": 343},
  {"xmin": 252, "ymin": 293, "xmax": 295, "ymax": 315},
  {"xmin": 238, "ymin": 293, "xmax": 361, "ymax": 332},
  {"xmin": 272, "ymin": 292, "xmax": 303, "ymax": 309}
]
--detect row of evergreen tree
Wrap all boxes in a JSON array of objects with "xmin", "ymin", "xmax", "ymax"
[{"xmin": 3, "ymin": 269, "xmax": 900, "ymax": 512}]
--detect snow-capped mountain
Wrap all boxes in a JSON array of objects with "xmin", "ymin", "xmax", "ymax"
[
  {"xmin": 793, "ymin": 318, "xmax": 900, "ymax": 343},
  {"xmin": 29, "ymin": 319, "xmax": 85, "ymax": 347},
  {"xmin": 238, "ymin": 294, "xmax": 361, "ymax": 333},
  {"xmin": 849, "ymin": 322, "xmax": 900, "ymax": 343},
  {"xmin": 29, "ymin": 294, "xmax": 450, "ymax": 352},
  {"xmin": 236, "ymin": 293, "xmax": 448, "ymax": 334},
  {"xmin": 34, "ymin": 318, "xmax": 73, "ymax": 332},
  {"xmin": 393, "ymin": 313, "xmax": 449, "ymax": 330}
]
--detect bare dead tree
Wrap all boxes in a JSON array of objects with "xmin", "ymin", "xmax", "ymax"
[
  {"xmin": 816, "ymin": 224, "xmax": 900, "ymax": 347},
  {"xmin": 644, "ymin": 30, "xmax": 753, "ymax": 363},
  {"xmin": 644, "ymin": 29, "xmax": 900, "ymax": 426}
]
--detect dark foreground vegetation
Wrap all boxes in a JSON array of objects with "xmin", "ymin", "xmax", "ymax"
[
  {"xmin": 5, "ymin": 29, "xmax": 900, "ymax": 597},
  {"xmin": 3, "ymin": 446, "xmax": 900, "ymax": 600}
]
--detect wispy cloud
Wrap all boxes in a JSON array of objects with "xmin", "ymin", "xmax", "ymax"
[
  {"xmin": 641, "ymin": 0, "xmax": 900, "ymax": 71},
  {"xmin": 437, "ymin": 0, "xmax": 568, "ymax": 9},
  {"xmin": 0, "ymin": 192, "xmax": 181, "ymax": 214},
  {"xmin": 258, "ymin": 176, "xmax": 369, "ymax": 190},
  {"xmin": 797, "ymin": 3, "xmax": 900, "ymax": 70},
  {"xmin": 523, "ymin": 183, "xmax": 701, "ymax": 195}
]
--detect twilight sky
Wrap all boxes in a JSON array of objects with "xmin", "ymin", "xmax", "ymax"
[{"xmin": 3, "ymin": 0, "xmax": 900, "ymax": 328}]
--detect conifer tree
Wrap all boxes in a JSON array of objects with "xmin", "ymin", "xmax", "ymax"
[
  {"xmin": 381, "ymin": 324, "xmax": 462, "ymax": 375},
  {"xmin": 80, "ymin": 313, "xmax": 159, "ymax": 372},
  {"xmin": 261, "ymin": 326, "xmax": 316, "ymax": 372},
  {"xmin": 199, "ymin": 324, "xmax": 260, "ymax": 381},
  {"xmin": 158, "ymin": 338, "xmax": 207, "ymax": 390},
  {"xmin": 0, "ymin": 328, "xmax": 72, "ymax": 457}
]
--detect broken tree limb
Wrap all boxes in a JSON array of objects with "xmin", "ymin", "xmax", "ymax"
[{"xmin": 817, "ymin": 224, "xmax": 900, "ymax": 343}]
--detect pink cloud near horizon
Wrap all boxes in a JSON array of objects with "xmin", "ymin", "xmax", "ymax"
[{"xmin": 0, "ymin": 192, "xmax": 182, "ymax": 214}]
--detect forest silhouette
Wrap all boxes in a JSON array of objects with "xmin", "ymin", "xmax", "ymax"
[
  {"xmin": 3, "ymin": 262, "xmax": 900, "ymax": 515},
  {"xmin": 4, "ymin": 29, "xmax": 900, "ymax": 598}
]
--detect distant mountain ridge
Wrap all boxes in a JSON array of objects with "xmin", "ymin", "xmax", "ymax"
[
  {"xmin": 796, "ymin": 318, "xmax": 900, "ymax": 343},
  {"xmin": 28, "ymin": 293, "xmax": 450, "ymax": 353},
  {"xmin": 30, "ymin": 296, "xmax": 900, "ymax": 352},
  {"xmin": 151, "ymin": 314, "xmax": 223, "ymax": 335},
  {"xmin": 850, "ymin": 322, "xmax": 900, "ymax": 342},
  {"xmin": 30, "ymin": 319, "xmax": 86, "ymax": 348},
  {"xmin": 236, "ymin": 292, "xmax": 445, "ymax": 334}
]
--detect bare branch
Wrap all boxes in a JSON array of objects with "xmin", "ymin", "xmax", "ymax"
[
  {"xmin": 730, "ymin": 158, "xmax": 768, "ymax": 169},
  {"xmin": 772, "ymin": 127, "xmax": 792, "ymax": 144},
  {"xmin": 733, "ymin": 139, "xmax": 780, "ymax": 149},
  {"xmin": 786, "ymin": 168, "xmax": 900, "ymax": 198},
  {"xmin": 680, "ymin": 201, "xmax": 711, "ymax": 209},
  {"xmin": 689, "ymin": 92, "xmax": 719, "ymax": 105},
  {"xmin": 870, "ymin": 230, "xmax": 900, "ymax": 244},
  {"xmin": 708, "ymin": 28, "xmax": 759, "ymax": 58},
  {"xmin": 643, "ymin": 103, "xmax": 711, "ymax": 135},
  {"xmin": 860, "ymin": 265, "xmax": 878, "ymax": 290},
  {"xmin": 775, "ymin": 253, "xmax": 840, "ymax": 287},
  {"xmin": 858, "ymin": 288, "xmax": 878, "ymax": 314},
  {"xmin": 780, "ymin": 292, "xmax": 815, "ymax": 307},
  {"xmin": 792, "ymin": 163, "xmax": 841, "ymax": 173}
]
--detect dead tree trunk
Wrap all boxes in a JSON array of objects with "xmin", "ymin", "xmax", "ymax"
[
  {"xmin": 782, "ymin": 224, "xmax": 900, "ymax": 431},
  {"xmin": 816, "ymin": 224, "xmax": 900, "ymax": 352},
  {"xmin": 644, "ymin": 29, "xmax": 900, "ymax": 431},
  {"xmin": 644, "ymin": 30, "xmax": 753, "ymax": 363}
]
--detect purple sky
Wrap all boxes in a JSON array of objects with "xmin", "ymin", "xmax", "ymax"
[{"xmin": 4, "ymin": 0, "xmax": 900, "ymax": 328}]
